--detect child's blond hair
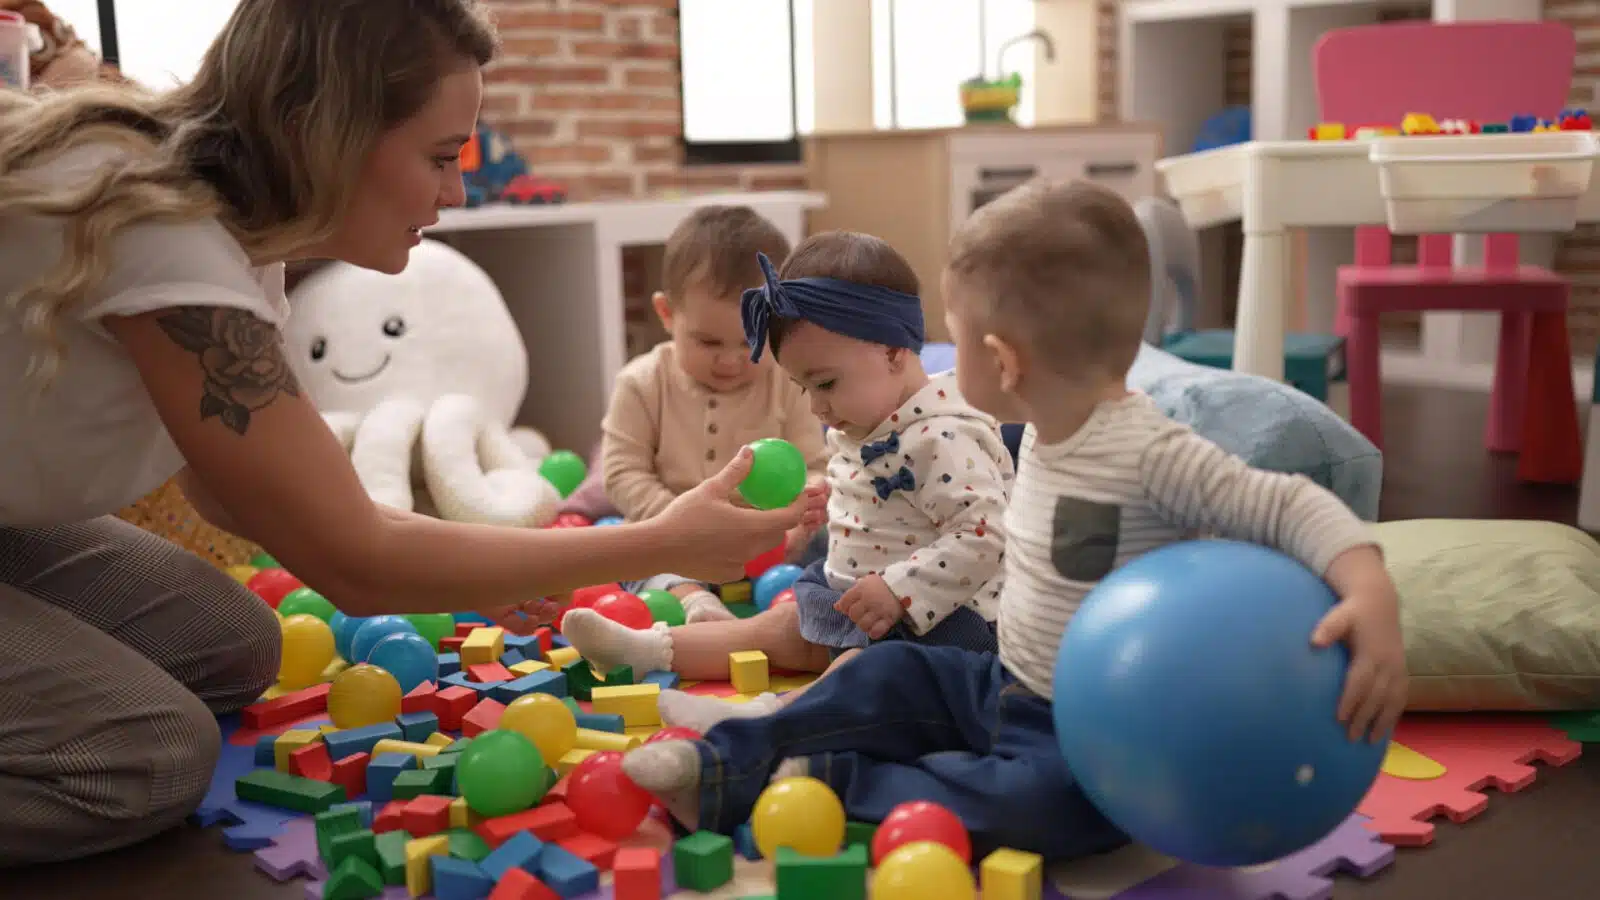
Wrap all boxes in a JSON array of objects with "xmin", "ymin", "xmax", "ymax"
[{"xmin": 946, "ymin": 179, "xmax": 1151, "ymax": 379}]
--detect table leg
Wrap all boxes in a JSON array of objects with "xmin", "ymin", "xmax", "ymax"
[{"xmin": 1234, "ymin": 229, "xmax": 1289, "ymax": 381}]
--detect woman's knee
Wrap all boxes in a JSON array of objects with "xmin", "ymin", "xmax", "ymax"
[{"xmin": 178, "ymin": 557, "xmax": 281, "ymax": 712}]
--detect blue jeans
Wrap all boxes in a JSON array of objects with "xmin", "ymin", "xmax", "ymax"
[
  {"xmin": 690, "ymin": 642, "xmax": 1128, "ymax": 862},
  {"xmin": 793, "ymin": 560, "xmax": 998, "ymax": 657}
]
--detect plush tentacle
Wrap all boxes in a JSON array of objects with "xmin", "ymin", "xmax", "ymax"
[
  {"xmin": 422, "ymin": 395, "xmax": 560, "ymax": 528},
  {"xmin": 351, "ymin": 397, "xmax": 427, "ymax": 511}
]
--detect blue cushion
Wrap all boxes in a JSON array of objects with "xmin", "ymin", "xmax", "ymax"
[{"xmin": 919, "ymin": 343, "xmax": 1382, "ymax": 521}]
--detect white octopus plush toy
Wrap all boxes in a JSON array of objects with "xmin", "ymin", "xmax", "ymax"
[{"xmin": 283, "ymin": 239, "xmax": 561, "ymax": 527}]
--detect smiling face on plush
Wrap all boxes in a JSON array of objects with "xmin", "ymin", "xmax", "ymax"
[{"xmin": 284, "ymin": 238, "xmax": 529, "ymax": 424}]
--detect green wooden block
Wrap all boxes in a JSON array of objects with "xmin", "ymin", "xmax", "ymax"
[
  {"xmin": 389, "ymin": 767, "xmax": 449, "ymax": 800},
  {"xmin": 843, "ymin": 820, "xmax": 877, "ymax": 850},
  {"xmin": 235, "ymin": 768, "xmax": 345, "ymax": 814},
  {"xmin": 775, "ymin": 844, "xmax": 867, "ymax": 900},
  {"xmin": 314, "ymin": 804, "xmax": 364, "ymax": 862},
  {"xmin": 374, "ymin": 830, "xmax": 411, "ymax": 885},
  {"xmin": 440, "ymin": 738, "xmax": 473, "ymax": 755},
  {"xmin": 560, "ymin": 697, "xmax": 582, "ymax": 716},
  {"xmin": 674, "ymin": 831, "xmax": 734, "ymax": 892},
  {"xmin": 324, "ymin": 854, "xmax": 384, "ymax": 900},
  {"xmin": 602, "ymin": 665, "xmax": 634, "ymax": 686},
  {"xmin": 328, "ymin": 829, "xmax": 380, "ymax": 871},
  {"xmin": 725, "ymin": 602, "xmax": 760, "ymax": 619},
  {"xmin": 562, "ymin": 658, "xmax": 600, "ymax": 701},
  {"xmin": 421, "ymin": 752, "xmax": 460, "ymax": 775},
  {"xmin": 446, "ymin": 827, "xmax": 492, "ymax": 862}
]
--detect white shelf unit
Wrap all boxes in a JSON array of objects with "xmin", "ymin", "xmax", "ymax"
[{"xmin": 1120, "ymin": 0, "xmax": 1552, "ymax": 387}]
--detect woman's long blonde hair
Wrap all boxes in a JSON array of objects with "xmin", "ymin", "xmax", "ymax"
[{"xmin": 0, "ymin": 0, "xmax": 499, "ymax": 388}]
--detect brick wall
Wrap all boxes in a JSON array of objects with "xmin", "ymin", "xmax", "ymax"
[
  {"xmin": 1097, "ymin": 1, "xmax": 1600, "ymax": 358},
  {"xmin": 479, "ymin": 0, "xmax": 809, "ymax": 357}
]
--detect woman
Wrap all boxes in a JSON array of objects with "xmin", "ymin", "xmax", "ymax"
[{"xmin": 0, "ymin": 0, "xmax": 822, "ymax": 867}]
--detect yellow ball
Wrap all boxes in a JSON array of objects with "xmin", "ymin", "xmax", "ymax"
[
  {"xmin": 226, "ymin": 564, "xmax": 259, "ymax": 584},
  {"xmin": 871, "ymin": 841, "xmax": 976, "ymax": 900},
  {"xmin": 751, "ymin": 775, "xmax": 844, "ymax": 858},
  {"xmin": 278, "ymin": 614, "xmax": 335, "ymax": 690},
  {"xmin": 499, "ymin": 693, "xmax": 578, "ymax": 765},
  {"xmin": 327, "ymin": 662, "xmax": 402, "ymax": 729}
]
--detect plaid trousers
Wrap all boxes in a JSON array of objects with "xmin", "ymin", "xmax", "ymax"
[{"xmin": 0, "ymin": 517, "xmax": 281, "ymax": 867}]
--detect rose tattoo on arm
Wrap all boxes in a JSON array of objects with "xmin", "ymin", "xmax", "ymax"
[{"xmin": 154, "ymin": 307, "xmax": 301, "ymax": 436}]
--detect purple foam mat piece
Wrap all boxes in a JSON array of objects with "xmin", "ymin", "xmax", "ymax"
[
  {"xmin": 1097, "ymin": 815, "xmax": 1395, "ymax": 900},
  {"xmin": 255, "ymin": 816, "xmax": 327, "ymax": 882},
  {"xmin": 194, "ymin": 713, "xmax": 302, "ymax": 851}
]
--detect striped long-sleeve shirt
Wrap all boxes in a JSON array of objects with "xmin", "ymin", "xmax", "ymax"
[{"xmin": 999, "ymin": 392, "xmax": 1376, "ymax": 698}]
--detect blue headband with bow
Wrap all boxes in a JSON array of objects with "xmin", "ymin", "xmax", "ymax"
[{"xmin": 740, "ymin": 252, "xmax": 926, "ymax": 363}]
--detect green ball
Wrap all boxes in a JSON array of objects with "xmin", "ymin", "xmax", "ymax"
[
  {"xmin": 738, "ymin": 438, "xmax": 807, "ymax": 510},
  {"xmin": 277, "ymin": 587, "xmax": 337, "ymax": 622},
  {"xmin": 456, "ymin": 729, "xmax": 547, "ymax": 817},
  {"xmin": 539, "ymin": 450, "xmax": 588, "ymax": 498},
  {"xmin": 639, "ymin": 588, "xmax": 686, "ymax": 627},
  {"xmin": 250, "ymin": 552, "xmax": 281, "ymax": 569},
  {"xmin": 404, "ymin": 613, "xmax": 457, "ymax": 651}
]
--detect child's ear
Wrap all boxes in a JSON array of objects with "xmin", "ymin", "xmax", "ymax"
[
  {"xmin": 651, "ymin": 291, "xmax": 673, "ymax": 330},
  {"xmin": 983, "ymin": 332, "xmax": 1025, "ymax": 394}
]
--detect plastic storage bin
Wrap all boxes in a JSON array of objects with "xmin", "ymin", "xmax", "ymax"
[
  {"xmin": 1368, "ymin": 131, "xmax": 1600, "ymax": 234},
  {"xmin": 1154, "ymin": 143, "xmax": 1250, "ymax": 229},
  {"xmin": 0, "ymin": 10, "xmax": 27, "ymax": 91}
]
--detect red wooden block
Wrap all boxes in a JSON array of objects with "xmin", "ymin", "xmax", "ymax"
[
  {"xmin": 287, "ymin": 742, "xmax": 333, "ymax": 781},
  {"xmin": 611, "ymin": 847, "xmax": 662, "ymax": 900},
  {"xmin": 435, "ymin": 685, "xmax": 479, "ymax": 731},
  {"xmin": 476, "ymin": 802, "xmax": 579, "ymax": 847},
  {"xmin": 461, "ymin": 698, "xmax": 507, "ymax": 737},
  {"xmin": 331, "ymin": 752, "xmax": 369, "ymax": 800},
  {"xmin": 533, "ymin": 628, "xmax": 554, "ymax": 655},
  {"xmin": 401, "ymin": 681, "xmax": 439, "ymax": 714},
  {"xmin": 402, "ymin": 794, "xmax": 455, "ymax": 837},
  {"xmin": 455, "ymin": 623, "xmax": 481, "ymax": 638},
  {"xmin": 487, "ymin": 867, "xmax": 562, "ymax": 900},
  {"xmin": 468, "ymin": 662, "xmax": 515, "ymax": 683},
  {"xmin": 373, "ymin": 800, "xmax": 408, "ymax": 834},
  {"xmin": 440, "ymin": 636, "xmax": 467, "ymax": 653},
  {"xmin": 241, "ymin": 682, "xmax": 331, "ymax": 730},
  {"xmin": 558, "ymin": 832, "xmax": 617, "ymax": 870}
]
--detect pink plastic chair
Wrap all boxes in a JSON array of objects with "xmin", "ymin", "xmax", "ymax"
[{"xmin": 1316, "ymin": 20, "xmax": 1584, "ymax": 484}]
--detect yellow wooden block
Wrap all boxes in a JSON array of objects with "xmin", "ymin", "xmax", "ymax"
[
  {"xmin": 273, "ymin": 729, "xmax": 323, "ymax": 771},
  {"xmin": 1383, "ymin": 741, "xmax": 1445, "ymax": 780},
  {"xmin": 546, "ymin": 646, "xmax": 581, "ymax": 669},
  {"xmin": 372, "ymin": 739, "xmax": 443, "ymax": 760},
  {"xmin": 557, "ymin": 747, "xmax": 596, "ymax": 775},
  {"xmin": 981, "ymin": 847, "xmax": 1044, "ymax": 900},
  {"xmin": 721, "ymin": 581, "xmax": 752, "ymax": 604},
  {"xmin": 509, "ymin": 659, "xmax": 550, "ymax": 676},
  {"xmin": 448, "ymin": 796, "xmax": 477, "ymax": 829},
  {"xmin": 424, "ymin": 732, "xmax": 455, "ymax": 748},
  {"xmin": 318, "ymin": 724, "xmax": 340, "ymax": 736},
  {"xmin": 404, "ymin": 834, "xmax": 450, "ymax": 897},
  {"xmin": 321, "ymin": 656, "xmax": 350, "ymax": 680},
  {"xmin": 590, "ymin": 683, "xmax": 662, "ymax": 728},
  {"xmin": 460, "ymin": 626, "xmax": 506, "ymax": 666},
  {"xmin": 1312, "ymin": 122, "xmax": 1347, "ymax": 141},
  {"xmin": 575, "ymin": 727, "xmax": 642, "ymax": 753},
  {"xmin": 728, "ymin": 650, "xmax": 770, "ymax": 694}
]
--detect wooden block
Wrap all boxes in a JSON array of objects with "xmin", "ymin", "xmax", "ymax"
[
  {"xmin": 574, "ymin": 727, "xmax": 641, "ymax": 753},
  {"xmin": 611, "ymin": 846, "xmax": 662, "ymax": 900},
  {"xmin": 273, "ymin": 729, "xmax": 323, "ymax": 772},
  {"xmin": 400, "ymin": 681, "xmax": 439, "ymax": 715},
  {"xmin": 460, "ymin": 698, "xmax": 507, "ymax": 737},
  {"xmin": 403, "ymin": 834, "xmax": 450, "ymax": 897},
  {"xmin": 487, "ymin": 867, "xmax": 562, "ymax": 900},
  {"xmin": 558, "ymin": 832, "xmax": 618, "ymax": 870},
  {"xmin": 509, "ymin": 659, "xmax": 550, "ymax": 676},
  {"xmin": 331, "ymin": 752, "xmax": 369, "ymax": 800},
  {"xmin": 460, "ymin": 626, "xmax": 506, "ymax": 666},
  {"xmin": 556, "ymin": 748, "xmax": 595, "ymax": 776},
  {"xmin": 434, "ymin": 685, "xmax": 478, "ymax": 731},
  {"xmin": 728, "ymin": 650, "xmax": 770, "ymax": 694},
  {"xmin": 468, "ymin": 661, "xmax": 516, "ymax": 683},
  {"xmin": 475, "ymin": 802, "xmax": 578, "ymax": 848},
  {"xmin": 242, "ymin": 682, "xmax": 331, "ymax": 730},
  {"xmin": 371, "ymin": 739, "xmax": 443, "ymax": 760},
  {"xmin": 544, "ymin": 646, "xmax": 580, "ymax": 669},
  {"xmin": 424, "ymin": 732, "xmax": 455, "ymax": 748},
  {"xmin": 589, "ymin": 684, "xmax": 662, "ymax": 728},
  {"xmin": 287, "ymin": 741, "xmax": 334, "ymax": 781},
  {"xmin": 980, "ymin": 847, "xmax": 1044, "ymax": 900},
  {"xmin": 448, "ymin": 795, "xmax": 477, "ymax": 829}
]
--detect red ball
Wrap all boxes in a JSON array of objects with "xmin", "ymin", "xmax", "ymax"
[
  {"xmin": 870, "ymin": 800, "xmax": 972, "ymax": 865},
  {"xmin": 571, "ymin": 583, "xmax": 621, "ymax": 609},
  {"xmin": 769, "ymin": 588, "xmax": 797, "ymax": 607},
  {"xmin": 564, "ymin": 750, "xmax": 654, "ymax": 840},
  {"xmin": 744, "ymin": 543, "xmax": 786, "ymax": 580},
  {"xmin": 553, "ymin": 513, "xmax": 593, "ymax": 528},
  {"xmin": 246, "ymin": 568, "xmax": 303, "ymax": 609},
  {"xmin": 591, "ymin": 591, "xmax": 653, "ymax": 630},
  {"xmin": 644, "ymin": 726, "xmax": 702, "ymax": 744}
]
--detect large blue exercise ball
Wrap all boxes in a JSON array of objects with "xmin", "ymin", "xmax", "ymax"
[
  {"xmin": 350, "ymin": 616, "xmax": 420, "ymax": 664},
  {"xmin": 754, "ymin": 564, "xmax": 804, "ymax": 610},
  {"xmin": 366, "ymin": 632, "xmax": 441, "ymax": 693},
  {"xmin": 1052, "ymin": 540, "xmax": 1386, "ymax": 867}
]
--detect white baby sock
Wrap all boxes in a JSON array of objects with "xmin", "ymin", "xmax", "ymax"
[
  {"xmin": 681, "ymin": 589, "xmax": 736, "ymax": 623},
  {"xmin": 771, "ymin": 757, "xmax": 810, "ymax": 784},
  {"xmin": 659, "ymin": 689, "xmax": 783, "ymax": 734},
  {"xmin": 559, "ymin": 608, "xmax": 672, "ymax": 674},
  {"xmin": 621, "ymin": 739, "xmax": 702, "ymax": 827}
]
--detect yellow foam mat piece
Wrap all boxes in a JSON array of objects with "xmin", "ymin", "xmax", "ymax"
[{"xmin": 1382, "ymin": 740, "xmax": 1446, "ymax": 780}]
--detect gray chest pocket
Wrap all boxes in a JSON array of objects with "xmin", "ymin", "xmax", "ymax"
[{"xmin": 1051, "ymin": 497, "xmax": 1122, "ymax": 582}]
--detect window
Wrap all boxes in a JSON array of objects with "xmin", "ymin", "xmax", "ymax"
[
  {"xmin": 872, "ymin": 0, "xmax": 1037, "ymax": 131},
  {"xmin": 677, "ymin": 0, "xmax": 809, "ymax": 165},
  {"xmin": 87, "ymin": 0, "xmax": 237, "ymax": 88}
]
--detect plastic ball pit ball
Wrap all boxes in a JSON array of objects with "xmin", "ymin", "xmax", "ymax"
[
  {"xmin": 246, "ymin": 568, "xmax": 303, "ymax": 608},
  {"xmin": 456, "ymin": 728, "xmax": 547, "ymax": 817},
  {"xmin": 871, "ymin": 800, "xmax": 972, "ymax": 865},
  {"xmin": 754, "ymin": 563, "xmax": 803, "ymax": 610},
  {"xmin": 564, "ymin": 750, "xmax": 654, "ymax": 841},
  {"xmin": 499, "ymin": 693, "xmax": 578, "ymax": 765},
  {"xmin": 276, "ymin": 587, "xmax": 337, "ymax": 622},
  {"xmin": 1052, "ymin": 539, "xmax": 1387, "ymax": 867},
  {"xmin": 871, "ymin": 841, "xmax": 976, "ymax": 900},
  {"xmin": 638, "ymin": 588, "xmax": 686, "ymax": 627},
  {"xmin": 538, "ymin": 450, "xmax": 588, "ymax": 498},
  {"xmin": 278, "ymin": 614, "xmax": 335, "ymax": 690},
  {"xmin": 349, "ymin": 615, "xmax": 418, "ymax": 664},
  {"xmin": 737, "ymin": 438, "xmax": 807, "ymax": 510},
  {"xmin": 403, "ymin": 612, "xmax": 456, "ymax": 651},
  {"xmin": 591, "ymin": 591, "xmax": 654, "ymax": 630},
  {"xmin": 326, "ymin": 663, "xmax": 403, "ymax": 730},
  {"xmin": 365, "ymin": 631, "xmax": 440, "ymax": 693},
  {"xmin": 751, "ymin": 775, "xmax": 845, "ymax": 858}
]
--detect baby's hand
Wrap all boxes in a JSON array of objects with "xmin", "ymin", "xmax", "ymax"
[
  {"xmin": 835, "ymin": 573, "xmax": 904, "ymax": 640},
  {"xmin": 1314, "ymin": 550, "xmax": 1408, "ymax": 743}
]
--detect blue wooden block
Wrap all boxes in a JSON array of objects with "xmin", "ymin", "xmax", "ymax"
[
  {"xmin": 574, "ymin": 712, "xmax": 625, "ymax": 734},
  {"xmin": 503, "ymin": 633, "xmax": 538, "ymax": 651},
  {"xmin": 329, "ymin": 799, "xmax": 375, "ymax": 829},
  {"xmin": 442, "ymin": 670, "xmax": 504, "ymax": 696},
  {"xmin": 489, "ymin": 669, "xmax": 567, "ymax": 705},
  {"xmin": 365, "ymin": 752, "xmax": 416, "ymax": 804},
  {"xmin": 323, "ymin": 722, "xmax": 404, "ymax": 760},
  {"xmin": 537, "ymin": 843, "xmax": 599, "ymax": 898},
  {"xmin": 734, "ymin": 821, "xmax": 762, "ymax": 860},
  {"xmin": 642, "ymin": 670, "xmax": 681, "ymax": 691},
  {"xmin": 253, "ymin": 735, "xmax": 278, "ymax": 766},
  {"xmin": 437, "ymin": 652, "xmax": 462, "ymax": 678},
  {"xmin": 431, "ymin": 855, "xmax": 494, "ymax": 900},
  {"xmin": 395, "ymin": 711, "xmax": 440, "ymax": 743},
  {"xmin": 499, "ymin": 647, "xmax": 527, "ymax": 667},
  {"xmin": 478, "ymin": 830, "xmax": 544, "ymax": 881}
]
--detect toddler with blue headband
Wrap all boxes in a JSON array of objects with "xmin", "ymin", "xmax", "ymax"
[{"xmin": 560, "ymin": 231, "xmax": 1013, "ymax": 732}]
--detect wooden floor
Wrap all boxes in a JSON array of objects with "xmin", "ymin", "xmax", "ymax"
[{"xmin": 11, "ymin": 384, "xmax": 1600, "ymax": 899}]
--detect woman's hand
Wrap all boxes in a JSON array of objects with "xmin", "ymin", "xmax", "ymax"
[{"xmin": 656, "ymin": 447, "xmax": 828, "ymax": 583}]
